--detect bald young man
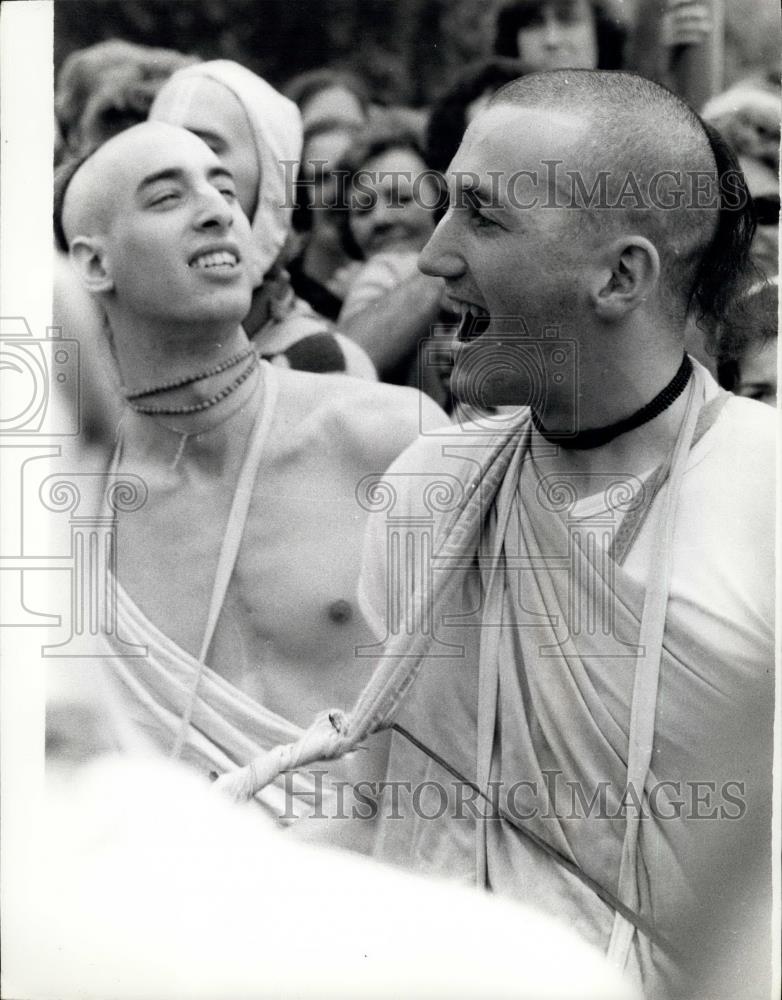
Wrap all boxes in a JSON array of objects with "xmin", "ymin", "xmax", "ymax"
[
  {"xmin": 59, "ymin": 121, "xmax": 446, "ymax": 828},
  {"xmin": 227, "ymin": 72, "xmax": 774, "ymax": 998}
]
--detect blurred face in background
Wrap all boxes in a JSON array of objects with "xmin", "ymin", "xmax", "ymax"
[
  {"xmin": 301, "ymin": 85, "xmax": 366, "ymax": 131},
  {"xmin": 736, "ymin": 338, "xmax": 777, "ymax": 407},
  {"xmin": 348, "ymin": 146, "xmax": 438, "ymax": 258},
  {"xmin": 154, "ymin": 78, "xmax": 260, "ymax": 220},
  {"xmin": 738, "ymin": 158, "xmax": 780, "ymax": 279},
  {"xmin": 514, "ymin": 0, "xmax": 598, "ymax": 72},
  {"xmin": 302, "ymin": 125, "xmax": 356, "ymax": 228}
]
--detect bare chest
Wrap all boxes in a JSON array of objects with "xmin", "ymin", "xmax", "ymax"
[{"xmin": 115, "ymin": 448, "xmax": 375, "ymax": 722}]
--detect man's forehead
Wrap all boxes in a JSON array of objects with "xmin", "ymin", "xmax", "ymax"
[
  {"xmin": 450, "ymin": 103, "xmax": 587, "ymax": 180},
  {"xmin": 106, "ymin": 123, "xmax": 221, "ymax": 187},
  {"xmin": 63, "ymin": 123, "xmax": 221, "ymax": 240}
]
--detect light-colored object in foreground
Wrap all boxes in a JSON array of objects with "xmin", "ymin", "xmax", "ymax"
[{"xmin": 12, "ymin": 754, "xmax": 640, "ymax": 1000}]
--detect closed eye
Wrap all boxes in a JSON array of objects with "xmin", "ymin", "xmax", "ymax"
[
  {"xmin": 462, "ymin": 190, "xmax": 501, "ymax": 230},
  {"xmin": 467, "ymin": 203, "xmax": 499, "ymax": 229},
  {"xmin": 149, "ymin": 190, "xmax": 180, "ymax": 207}
]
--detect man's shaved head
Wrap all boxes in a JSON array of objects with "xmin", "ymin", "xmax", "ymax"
[
  {"xmin": 55, "ymin": 119, "xmax": 256, "ymax": 339},
  {"xmin": 487, "ymin": 70, "xmax": 755, "ymax": 328},
  {"xmin": 59, "ymin": 121, "xmax": 215, "ymax": 248}
]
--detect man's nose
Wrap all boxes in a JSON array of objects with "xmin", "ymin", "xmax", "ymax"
[
  {"xmin": 194, "ymin": 185, "xmax": 234, "ymax": 230},
  {"xmin": 418, "ymin": 212, "xmax": 463, "ymax": 279}
]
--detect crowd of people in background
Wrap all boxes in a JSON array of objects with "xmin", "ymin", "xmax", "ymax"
[{"xmin": 54, "ymin": 0, "xmax": 779, "ymax": 442}]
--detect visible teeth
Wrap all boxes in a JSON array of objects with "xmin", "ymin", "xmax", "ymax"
[
  {"xmin": 190, "ymin": 250, "xmax": 238, "ymax": 269},
  {"xmin": 456, "ymin": 303, "xmax": 490, "ymax": 342},
  {"xmin": 455, "ymin": 301, "xmax": 484, "ymax": 317}
]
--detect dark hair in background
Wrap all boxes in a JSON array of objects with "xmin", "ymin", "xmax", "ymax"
[
  {"xmin": 55, "ymin": 39, "xmax": 199, "ymax": 161},
  {"xmin": 425, "ymin": 57, "xmax": 527, "ymax": 175},
  {"xmin": 334, "ymin": 113, "xmax": 434, "ymax": 259},
  {"xmin": 283, "ymin": 67, "xmax": 372, "ymax": 116},
  {"xmin": 690, "ymin": 119, "xmax": 758, "ymax": 342},
  {"xmin": 493, "ymin": 0, "xmax": 627, "ymax": 70}
]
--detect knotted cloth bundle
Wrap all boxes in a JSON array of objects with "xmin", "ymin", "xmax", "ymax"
[{"xmin": 214, "ymin": 709, "xmax": 352, "ymax": 800}]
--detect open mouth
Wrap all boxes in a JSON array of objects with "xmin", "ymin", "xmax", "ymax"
[
  {"xmin": 454, "ymin": 301, "xmax": 491, "ymax": 343},
  {"xmin": 188, "ymin": 250, "xmax": 239, "ymax": 270}
]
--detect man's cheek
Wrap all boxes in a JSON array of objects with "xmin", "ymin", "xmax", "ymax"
[{"xmin": 237, "ymin": 229, "xmax": 264, "ymax": 287}]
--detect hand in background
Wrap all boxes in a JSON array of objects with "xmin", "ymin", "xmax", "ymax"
[{"xmin": 327, "ymin": 260, "xmax": 364, "ymax": 300}]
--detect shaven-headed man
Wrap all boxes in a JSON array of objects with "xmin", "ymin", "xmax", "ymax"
[
  {"xmin": 373, "ymin": 72, "xmax": 774, "ymax": 999},
  {"xmin": 225, "ymin": 72, "xmax": 774, "ymax": 998},
  {"xmin": 58, "ymin": 121, "xmax": 447, "ymax": 836}
]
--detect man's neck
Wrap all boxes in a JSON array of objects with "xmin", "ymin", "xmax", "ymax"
[
  {"xmin": 110, "ymin": 313, "xmax": 250, "ymax": 391},
  {"xmin": 108, "ymin": 311, "xmax": 259, "ymax": 434},
  {"xmin": 532, "ymin": 388, "xmax": 693, "ymax": 488},
  {"xmin": 529, "ymin": 326, "xmax": 694, "ymax": 491},
  {"xmin": 535, "ymin": 311, "xmax": 685, "ymax": 425}
]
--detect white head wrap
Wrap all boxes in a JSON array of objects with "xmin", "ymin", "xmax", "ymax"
[{"xmin": 149, "ymin": 60, "xmax": 303, "ymax": 278}]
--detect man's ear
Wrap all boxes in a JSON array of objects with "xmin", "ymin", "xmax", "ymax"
[
  {"xmin": 591, "ymin": 237, "xmax": 660, "ymax": 321},
  {"xmin": 69, "ymin": 237, "xmax": 114, "ymax": 294}
]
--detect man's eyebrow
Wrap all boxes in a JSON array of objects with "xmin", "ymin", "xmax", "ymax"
[
  {"xmin": 460, "ymin": 184, "xmax": 503, "ymax": 211},
  {"xmin": 136, "ymin": 165, "xmax": 235, "ymax": 193},
  {"xmin": 207, "ymin": 165, "xmax": 235, "ymax": 183},
  {"xmin": 137, "ymin": 167, "xmax": 185, "ymax": 192}
]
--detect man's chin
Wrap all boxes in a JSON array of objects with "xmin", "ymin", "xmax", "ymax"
[
  {"xmin": 178, "ymin": 299, "xmax": 253, "ymax": 333},
  {"xmin": 451, "ymin": 345, "xmax": 537, "ymax": 409}
]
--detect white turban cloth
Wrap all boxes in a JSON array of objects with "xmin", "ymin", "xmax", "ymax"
[{"xmin": 150, "ymin": 60, "xmax": 303, "ymax": 279}]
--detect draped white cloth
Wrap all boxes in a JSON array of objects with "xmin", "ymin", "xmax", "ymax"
[{"xmin": 221, "ymin": 363, "xmax": 774, "ymax": 998}]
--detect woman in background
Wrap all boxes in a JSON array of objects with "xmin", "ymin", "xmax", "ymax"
[
  {"xmin": 493, "ymin": 0, "xmax": 626, "ymax": 71},
  {"xmin": 334, "ymin": 115, "xmax": 450, "ymax": 403}
]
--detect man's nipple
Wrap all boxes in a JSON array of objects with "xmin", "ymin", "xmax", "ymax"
[{"xmin": 327, "ymin": 599, "xmax": 353, "ymax": 624}]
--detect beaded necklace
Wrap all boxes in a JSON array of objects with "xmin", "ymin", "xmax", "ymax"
[
  {"xmin": 125, "ymin": 351, "xmax": 260, "ymax": 416},
  {"xmin": 124, "ymin": 346, "xmax": 256, "ymax": 401}
]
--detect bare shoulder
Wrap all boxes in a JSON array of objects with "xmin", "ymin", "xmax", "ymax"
[{"xmin": 272, "ymin": 367, "xmax": 450, "ymax": 468}]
